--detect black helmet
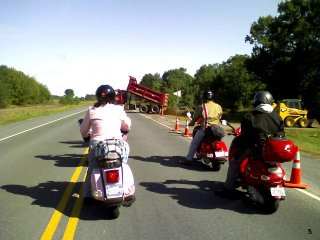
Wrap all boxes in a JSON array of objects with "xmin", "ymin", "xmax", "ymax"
[
  {"xmin": 201, "ymin": 90, "xmax": 214, "ymax": 102},
  {"xmin": 95, "ymin": 85, "xmax": 115, "ymax": 103},
  {"xmin": 253, "ymin": 91, "xmax": 274, "ymax": 107}
]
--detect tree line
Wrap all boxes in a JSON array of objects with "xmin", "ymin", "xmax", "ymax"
[
  {"xmin": 139, "ymin": 0, "xmax": 319, "ymax": 118},
  {"xmin": 0, "ymin": 65, "xmax": 51, "ymax": 108},
  {"xmin": 0, "ymin": 66, "xmax": 82, "ymax": 108}
]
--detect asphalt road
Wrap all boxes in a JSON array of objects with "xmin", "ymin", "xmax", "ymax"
[{"xmin": 0, "ymin": 109, "xmax": 319, "ymax": 240}]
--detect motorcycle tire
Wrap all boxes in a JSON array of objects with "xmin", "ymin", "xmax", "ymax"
[
  {"xmin": 253, "ymin": 186, "xmax": 280, "ymax": 214},
  {"xmin": 106, "ymin": 206, "xmax": 120, "ymax": 219},
  {"xmin": 265, "ymin": 197, "xmax": 280, "ymax": 214},
  {"xmin": 211, "ymin": 162, "xmax": 221, "ymax": 171}
]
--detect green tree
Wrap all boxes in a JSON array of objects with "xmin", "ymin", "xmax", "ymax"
[
  {"xmin": 161, "ymin": 68, "xmax": 195, "ymax": 107},
  {"xmin": 64, "ymin": 89, "xmax": 75, "ymax": 98},
  {"xmin": 0, "ymin": 80, "xmax": 10, "ymax": 108},
  {"xmin": 0, "ymin": 65, "xmax": 51, "ymax": 107},
  {"xmin": 194, "ymin": 64, "xmax": 221, "ymax": 105},
  {"xmin": 59, "ymin": 89, "xmax": 80, "ymax": 105},
  {"xmin": 140, "ymin": 73, "xmax": 163, "ymax": 91},
  {"xmin": 85, "ymin": 94, "xmax": 96, "ymax": 101},
  {"xmin": 217, "ymin": 55, "xmax": 265, "ymax": 111},
  {"xmin": 37, "ymin": 83, "xmax": 51, "ymax": 103},
  {"xmin": 245, "ymin": 0, "xmax": 320, "ymax": 109}
]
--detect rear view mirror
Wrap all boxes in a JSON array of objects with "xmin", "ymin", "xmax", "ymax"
[
  {"xmin": 77, "ymin": 119, "xmax": 83, "ymax": 127},
  {"xmin": 221, "ymin": 120, "xmax": 227, "ymax": 126}
]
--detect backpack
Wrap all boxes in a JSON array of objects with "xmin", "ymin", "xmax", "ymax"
[{"xmin": 205, "ymin": 125, "xmax": 225, "ymax": 141}]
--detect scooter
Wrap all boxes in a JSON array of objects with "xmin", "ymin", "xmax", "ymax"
[
  {"xmin": 187, "ymin": 112, "xmax": 228, "ymax": 171},
  {"xmin": 222, "ymin": 120, "xmax": 297, "ymax": 213},
  {"xmin": 77, "ymin": 119, "xmax": 135, "ymax": 218}
]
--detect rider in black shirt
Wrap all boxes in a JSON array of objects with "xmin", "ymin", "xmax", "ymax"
[{"xmin": 215, "ymin": 91, "xmax": 285, "ymax": 198}]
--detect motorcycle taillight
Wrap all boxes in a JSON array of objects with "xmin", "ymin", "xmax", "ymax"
[
  {"xmin": 106, "ymin": 170, "xmax": 120, "ymax": 183},
  {"xmin": 214, "ymin": 142, "xmax": 226, "ymax": 151}
]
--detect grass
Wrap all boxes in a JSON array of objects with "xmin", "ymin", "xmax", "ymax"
[
  {"xmin": 0, "ymin": 101, "xmax": 94, "ymax": 125},
  {"xmin": 285, "ymin": 128, "xmax": 320, "ymax": 156}
]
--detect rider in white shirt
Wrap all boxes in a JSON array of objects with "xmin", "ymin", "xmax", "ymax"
[{"xmin": 80, "ymin": 84, "xmax": 131, "ymax": 205}]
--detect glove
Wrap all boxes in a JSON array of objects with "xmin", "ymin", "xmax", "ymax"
[{"xmin": 83, "ymin": 136, "xmax": 90, "ymax": 142}]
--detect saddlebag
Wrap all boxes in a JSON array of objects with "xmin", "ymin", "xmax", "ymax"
[{"xmin": 205, "ymin": 125, "xmax": 225, "ymax": 141}]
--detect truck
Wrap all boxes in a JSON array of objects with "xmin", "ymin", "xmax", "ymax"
[
  {"xmin": 115, "ymin": 76, "xmax": 169, "ymax": 114},
  {"xmin": 273, "ymin": 99, "xmax": 309, "ymax": 128}
]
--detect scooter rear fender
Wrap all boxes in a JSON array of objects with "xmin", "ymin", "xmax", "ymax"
[
  {"xmin": 198, "ymin": 139, "xmax": 228, "ymax": 161},
  {"xmin": 240, "ymin": 158, "xmax": 286, "ymax": 188}
]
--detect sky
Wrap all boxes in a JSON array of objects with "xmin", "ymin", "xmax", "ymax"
[{"xmin": 0, "ymin": 0, "xmax": 283, "ymax": 97}]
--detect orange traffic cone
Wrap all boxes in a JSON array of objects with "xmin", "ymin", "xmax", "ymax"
[
  {"xmin": 284, "ymin": 148, "xmax": 308, "ymax": 189},
  {"xmin": 172, "ymin": 117, "xmax": 181, "ymax": 132},
  {"xmin": 183, "ymin": 119, "xmax": 191, "ymax": 137}
]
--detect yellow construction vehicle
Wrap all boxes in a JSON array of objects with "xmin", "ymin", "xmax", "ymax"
[{"xmin": 273, "ymin": 99, "xmax": 308, "ymax": 128}]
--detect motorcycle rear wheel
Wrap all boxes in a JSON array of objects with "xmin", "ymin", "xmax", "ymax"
[
  {"xmin": 106, "ymin": 206, "xmax": 120, "ymax": 219},
  {"xmin": 247, "ymin": 186, "xmax": 280, "ymax": 213},
  {"xmin": 211, "ymin": 162, "xmax": 221, "ymax": 171},
  {"xmin": 265, "ymin": 198, "xmax": 280, "ymax": 214}
]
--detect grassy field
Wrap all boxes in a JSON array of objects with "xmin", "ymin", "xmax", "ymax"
[
  {"xmin": 285, "ymin": 128, "xmax": 320, "ymax": 156},
  {"xmin": 0, "ymin": 101, "xmax": 94, "ymax": 125},
  {"xmin": 1, "ymin": 103, "xmax": 319, "ymax": 156}
]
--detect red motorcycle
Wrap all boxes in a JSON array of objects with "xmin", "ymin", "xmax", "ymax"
[
  {"xmin": 222, "ymin": 120, "xmax": 297, "ymax": 213},
  {"xmin": 192, "ymin": 122, "xmax": 228, "ymax": 171}
]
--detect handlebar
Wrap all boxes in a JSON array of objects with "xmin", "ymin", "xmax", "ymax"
[{"xmin": 221, "ymin": 119, "xmax": 241, "ymax": 136}]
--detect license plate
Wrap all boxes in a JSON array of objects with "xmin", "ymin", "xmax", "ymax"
[
  {"xmin": 270, "ymin": 187, "xmax": 285, "ymax": 197},
  {"xmin": 106, "ymin": 185, "xmax": 123, "ymax": 196},
  {"xmin": 215, "ymin": 151, "xmax": 227, "ymax": 157}
]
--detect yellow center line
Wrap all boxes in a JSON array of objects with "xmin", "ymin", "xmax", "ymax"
[
  {"xmin": 62, "ymin": 172, "xmax": 87, "ymax": 240},
  {"xmin": 40, "ymin": 148, "xmax": 89, "ymax": 240}
]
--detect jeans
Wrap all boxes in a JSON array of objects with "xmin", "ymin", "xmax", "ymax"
[
  {"xmin": 186, "ymin": 128, "xmax": 206, "ymax": 161},
  {"xmin": 224, "ymin": 148, "xmax": 252, "ymax": 189},
  {"xmin": 84, "ymin": 141, "xmax": 99, "ymax": 198}
]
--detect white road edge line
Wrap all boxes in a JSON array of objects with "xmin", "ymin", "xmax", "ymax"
[
  {"xmin": 0, "ymin": 110, "xmax": 86, "ymax": 142},
  {"xmin": 140, "ymin": 112, "xmax": 320, "ymax": 202},
  {"xmin": 295, "ymin": 188, "xmax": 320, "ymax": 202},
  {"xmin": 139, "ymin": 113, "xmax": 172, "ymax": 129}
]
